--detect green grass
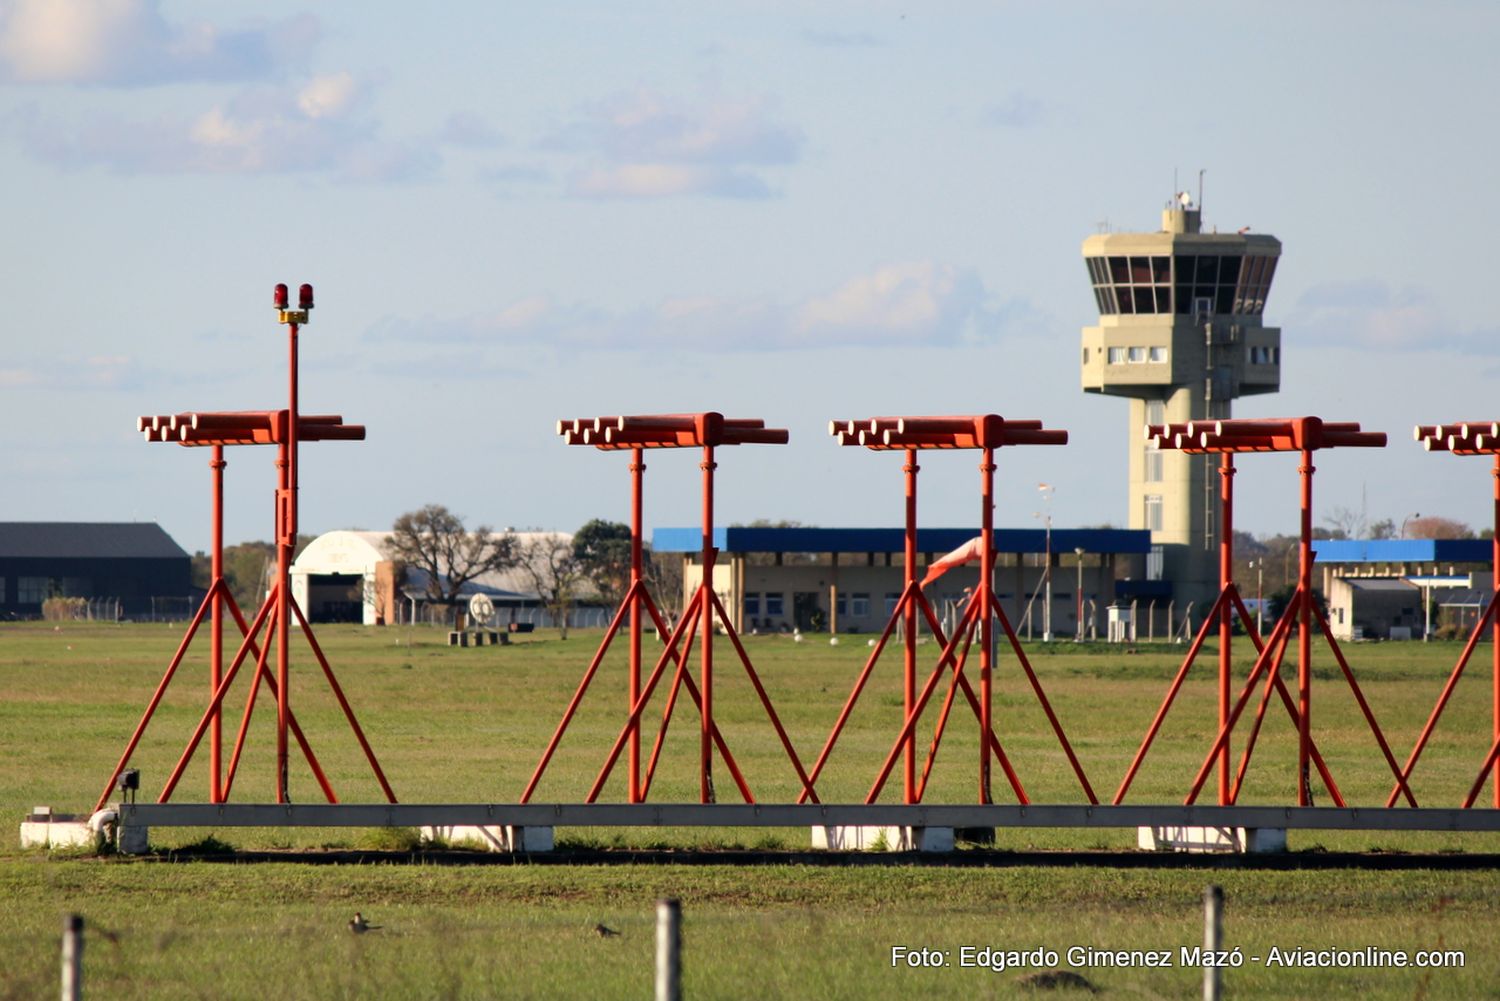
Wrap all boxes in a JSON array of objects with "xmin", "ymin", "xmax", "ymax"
[{"xmin": 4, "ymin": 620, "xmax": 1500, "ymax": 997}]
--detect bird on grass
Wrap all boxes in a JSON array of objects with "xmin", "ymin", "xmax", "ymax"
[
  {"xmin": 593, "ymin": 923, "xmax": 620, "ymax": 938},
  {"xmin": 349, "ymin": 913, "xmax": 382, "ymax": 934}
]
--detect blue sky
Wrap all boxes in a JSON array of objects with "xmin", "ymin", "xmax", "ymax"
[{"xmin": 2, "ymin": 1, "xmax": 1496, "ymax": 554}]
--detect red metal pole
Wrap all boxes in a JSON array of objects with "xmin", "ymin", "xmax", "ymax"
[
  {"xmin": 866, "ymin": 594, "xmax": 981, "ymax": 802},
  {"xmin": 629, "ymin": 447, "xmax": 645, "ymax": 803},
  {"xmin": 989, "ymin": 593, "xmax": 1098, "ymax": 802},
  {"xmin": 1297, "ymin": 448, "xmax": 1314, "ymax": 806},
  {"xmin": 587, "ymin": 590, "xmax": 703, "ymax": 801},
  {"xmin": 903, "ymin": 448, "xmax": 918, "ymax": 803},
  {"xmin": 1112, "ymin": 590, "xmax": 1228, "ymax": 804},
  {"xmin": 978, "ymin": 446, "xmax": 995, "ymax": 804},
  {"xmin": 288, "ymin": 597, "xmax": 398, "ymax": 803},
  {"xmin": 699, "ymin": 444, "xmax": 716, "ymax": 803},
  {"xmin": 92, "ymin": 586, "xmax": 217, "ymax": 811},
  {"xmin": 520, "ymin": 581, "xmax": 640, "ymax": 802},
  {"xmin": 1218, "ymin": 454, "xmax": 1235, "ymax": 805},
  {"xmin": 210, "ymin": 445, "xmax": 225, "ymax": 803},
  {"xmin": 1493, "ymin": 455, "xmax": 1499, "ymax": 806},
  {"xmin": 796, "ymin": 582, "xmax": 913, "ymax": 803},
  {"xmin": 160, "ymin": 591, "xmax": 277, "ymax": 803},
  {"xmin": 710, "ymin": 590, "xmax": 819, "ymax": 802}
]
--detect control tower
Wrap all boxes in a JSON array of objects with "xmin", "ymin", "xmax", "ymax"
[{"xmin": 1081, "ymin": 195, "xmax": 1281, "ymax": 609}]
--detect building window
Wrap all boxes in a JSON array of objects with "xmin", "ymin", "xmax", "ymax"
[
  {"xmin": 884, "ymin": 592, "xmax": 900, "ymax": 616},
  {"xmin": 18, "ymin": 576, "xmax": 47, "ymax": 604},
  {"xmin": 1127, "ymin": 346, "xmax": 1146, "ymax": 363},
  {"xmin": 1086, "ymin": 254, "xmax": 1174, "ymax": 316},
  {"xmin": 1144, "ymin": 448, "xmax": 1163, "ymax": 483},
  {"xmin": 765, "ymin": 593, "xmax": 784, "ymax": 617},
  {"xmin": 744, "ymin": 592, "xmax": 761, "ymax": 617},
  {"xmin": 1107, "ymin": 347, "xmax": 1125, "ymax": 364},
  {"xmin": 851, "ymin": 593, "xmax": 870, "ymax": 617},
  {"xmin": 0, "ymin": 576, "xmax": 5, "ymax": 603},
  {"xmin": 1143, "ymin": 494, "xmax": 1164, "ymax": 532},
  {"xmin": 1148, "ymin": 345, "xmax": 1168, "ymax": 363}
]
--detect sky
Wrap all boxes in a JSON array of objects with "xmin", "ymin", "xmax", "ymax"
[{"xmin": 2, "ymin": 1, "xmax": 1496, "ymax": 556}]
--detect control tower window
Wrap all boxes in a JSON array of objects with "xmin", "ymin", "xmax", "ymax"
[
  {"xmin": 1175, "ymin": 253, "xmax": 1278, "ymax": 317},
  {"xmin": 1086, "ymin": 255, "xmax": 1173, "ymax": 316},
  {"xmin": 1143, "ymin": 494, "xmax": 1164, "ymax": 532}
]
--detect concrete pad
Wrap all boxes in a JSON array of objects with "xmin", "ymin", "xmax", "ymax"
[
  {"xmin": 18, "ymin": 807, "xmax": 101, "ymax": 851},
  {"xmin": 810, "ymin": 825, "xmax": 955, "ymax": 853},
  {"xmin": 420, "ymin": 824, "xmax": 554, "ymax": 853},
  {"xmin": 1138, "ymin": 825, "xmax": 1287, "ymax": 854}
]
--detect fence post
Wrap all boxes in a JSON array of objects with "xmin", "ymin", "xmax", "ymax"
[
  {"xmin": 61, "ymin": 914, "xmax": 83, "ymax": 1001},
  {"xmin": 656, "ymin": 898, "xmax": 681, "ymax": 1001},
  {"xmin": 1203, "ymin": 885, "xmax": 1223, "ymax": 1001}
]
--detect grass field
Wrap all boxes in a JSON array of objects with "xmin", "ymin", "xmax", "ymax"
[{"xmin": 4, "ymin": 619, "xmax": 1500, "ymax": 998}]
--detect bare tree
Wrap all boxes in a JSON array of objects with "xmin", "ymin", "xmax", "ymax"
[
  {"xmin": 388, "ymin": 505, "xmax": 517, "ymax": 621},
  {"xmin": 518, "ymin": 534, "xmax": 586, "ymax": 639},
  {"xmin": 1405, "ymin": 516, "xmax": 1474, "ymax": 540}
]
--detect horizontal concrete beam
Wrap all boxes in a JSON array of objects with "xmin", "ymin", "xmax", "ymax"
[{"xmin": 117, "ymin": 802, "xmax": 1500, "ymax": 833}]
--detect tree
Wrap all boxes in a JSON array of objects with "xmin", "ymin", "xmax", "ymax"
[
  {"xmin": 572, "ymin": 519, "xmax": 634, "ymax": 606},
  {"xmin": 387, "ymin": 506, "xmax": 517, "ymax": 618},
  {"xmin": 1405, "ymin": 516, "xmax": 1474, "ymax": 540},
  {"xmin": 518, "ymin": 534, "xmax": 585, "ymax": 640}
]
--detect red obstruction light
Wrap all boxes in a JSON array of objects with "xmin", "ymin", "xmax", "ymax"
[
  {"xmin": 298, "ymin": 284, "xmax": 315, "ymax": 310},
  {"xmin": 273, "ymin": 283, "xmax": 289, "ymax": 309}
]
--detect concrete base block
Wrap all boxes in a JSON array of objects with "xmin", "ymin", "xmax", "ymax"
[
  {"xmin": 1138, "ymin": 825, "xmax": 1287, "ymax": 854},
  {"xmin": 119, "ymin": 822, "xmax": 150, "ymax": 855},
  {"xmin": 448, "ymin": 632, "xmax": 508, "ymax": 647},
  {"xmin": 810, "ymin": 825, "xmax": 955, "ymax": 853},
  {"xmin": 421, "ymin": 824, "xmax": 554, "ymax": 853},
  {"xmin": 19, "ymin": 807, "xmax": 101, "ymax": 851}
]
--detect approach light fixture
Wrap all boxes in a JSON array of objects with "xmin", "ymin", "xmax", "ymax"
[{"xmin": 273, "ymin": 281, "xmax": 313, "ymax": 325}]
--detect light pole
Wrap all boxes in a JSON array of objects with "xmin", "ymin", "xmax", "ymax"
[
  {"xmin": 1254, "ymin": 559, "xmax": 1264, "ymax": 637},
  {"xmin": 1074, "ymin": 546, "xmax": 1086, "ymax": 642},
  {"xmin": 1038, "ymin": 483, "xmax": 1054, "ymax": 642},
  {"xmin": 1400, "ymin": 512, "xmax": 1421, "ymax": 539}
]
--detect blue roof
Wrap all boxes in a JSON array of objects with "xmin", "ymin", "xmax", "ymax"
[
  {"xmin": 1311, "ymin": 539, "xmax": 1492, "ymax": 564},
  {"xmin": 651, "ymin": 526, "xmax": 1151, "ymax": 555}
]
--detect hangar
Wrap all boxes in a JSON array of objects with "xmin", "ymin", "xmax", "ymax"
[{"xmin": 0, "ymin": 522, "xmax": 190, "ymax": 619}]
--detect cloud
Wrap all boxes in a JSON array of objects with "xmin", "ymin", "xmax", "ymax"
[
  {"xmin": 366, "ymin": 261, "xmax": 1038, "ymax": 358},
  {"xmin": 571, "ymin": 163, "xmax": 772, "ymax": 200},
  {"xmin": 1287, "ymin": 280, "xmax": 1498, "ymax": 354},
  {"xmin": 0, "ymin": 0, "xmax": 317, "ymax": 86},
  {"xmin": 0, "ymin": 353, "xmax": 146, "ymax": 390},
  {"xmin": 983, "ymin": 91, "xmax": 1046, "ymax": 128},
  {"xmin": 803, "ymin": 29, "xmax": 883, "ymax": 48},
  {"xmin": 547, "ymin": 88, "xmax": 803, "ymax": 200},
  {"xmin": 439, "ymin": 112, "xmax": 505, "ymax": 149},
  {"xmin": 12, "ymin": 74, "xmax": 438, "ymax": 180}
]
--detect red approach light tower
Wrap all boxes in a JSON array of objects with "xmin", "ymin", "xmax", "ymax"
[
  {"xmin": 96, "ymin": 285, "xmax": 396, "ymax": 810},
  {"xmin": 1392, "ymin": 422, "xmax": 1500, "ymax": 808},
  {"xmin": 521, "ymin": 413, "xmax": 818, "ymax": 805},
  {"xmin": 804, "ymin": 415, "xmax": 1096, "ymax": 806},
  {"xmin": 1115, "ymin": 417, "xmax": 1415, "ymax": 808}
]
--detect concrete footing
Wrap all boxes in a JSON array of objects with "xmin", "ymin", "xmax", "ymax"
[
  {"xmin": 420, "ymin": 824, "xmax": 554, "ymax": 852},
  {"xmin": 447, "ymin": 631, "xmax": 508, "ymax": 647},
  {"xmin": 19, "ymin": 807, "xmax": 100, "ymax": 851},
  {"xmin": 1138, "ymin": 825, "xmax": 1288, "ymax": 854},
  {"xmin": 811, "ymin": 825, "xmax": 955, "ymax": 852}
]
